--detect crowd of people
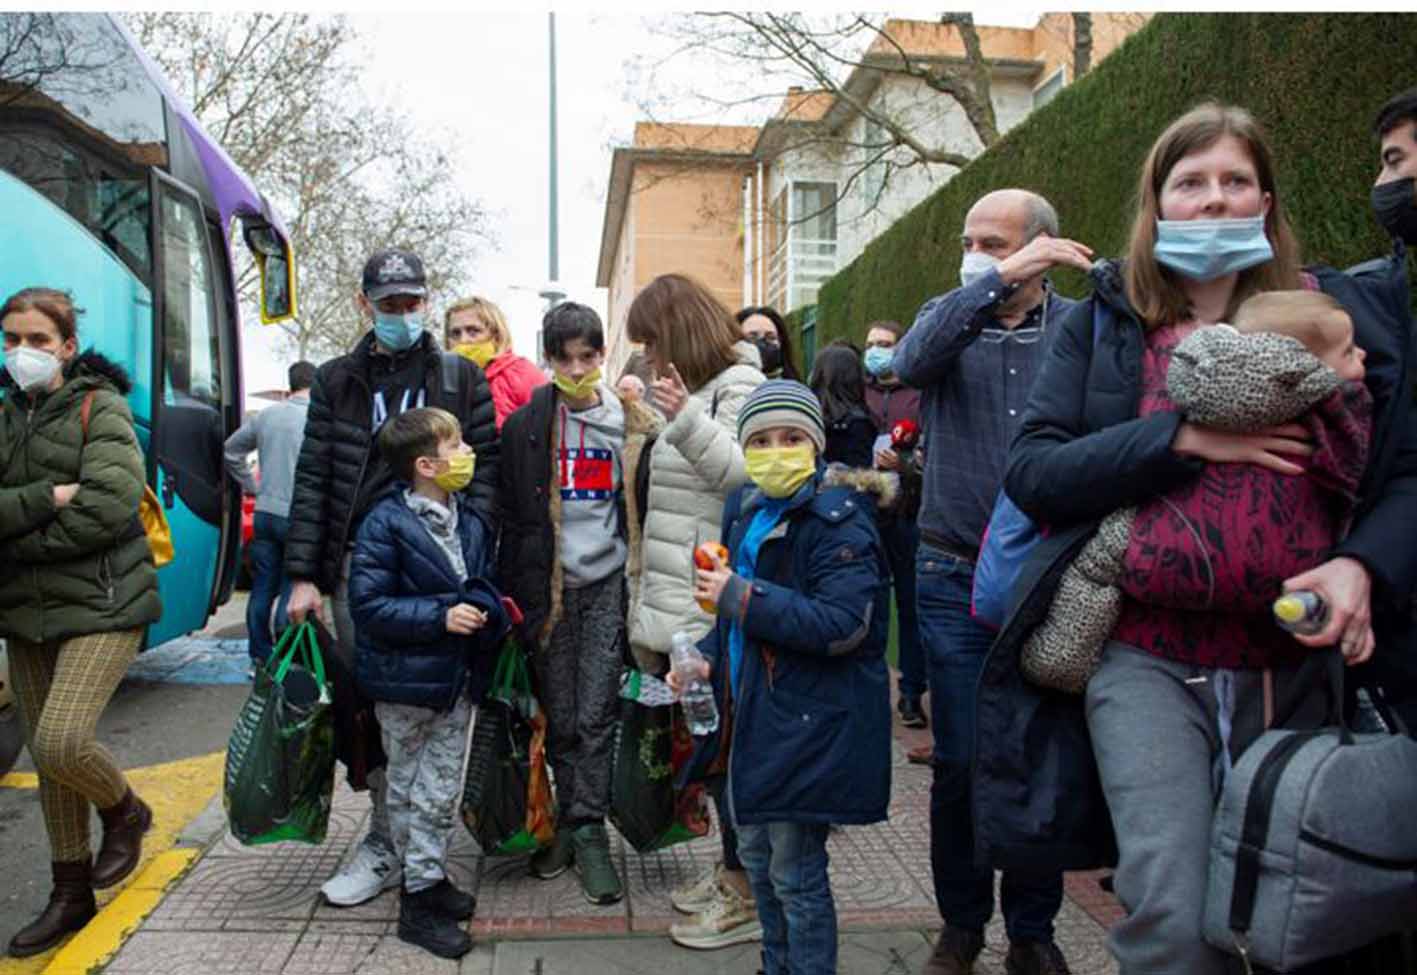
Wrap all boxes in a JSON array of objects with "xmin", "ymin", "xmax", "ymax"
[{"xmin": 3, "ymin": 88, "xmax": 1417, "ymax": 975}]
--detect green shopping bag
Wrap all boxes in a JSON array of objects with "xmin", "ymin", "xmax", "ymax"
[
  {"xmin": 461, "ymin": 638, "xmax": 556, "ymax": 855},
  {"xmin": 224, "ymin": 622, "xmax": 336, "ymax": 845}
]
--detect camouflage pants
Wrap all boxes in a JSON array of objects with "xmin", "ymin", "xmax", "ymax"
[
  {"xmin": 375, "ymin": 696, "xmax": 474, "ymax": 891},
  {"xmin": 534, "ymin": 574, "xmax": 626, "ymax": 825}
]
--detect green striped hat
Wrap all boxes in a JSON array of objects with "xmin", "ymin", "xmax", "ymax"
[{"xmin": 737, "ymin": 379, "xmax": 826, "ymax": 452}]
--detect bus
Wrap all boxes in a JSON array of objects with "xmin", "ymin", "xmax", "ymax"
[{"xmin": 0, "ymin": 12, "xmax": 297, "ymax": 649}]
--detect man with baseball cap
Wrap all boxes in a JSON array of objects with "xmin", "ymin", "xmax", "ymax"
[{"xmin": 284, "ymin": 246, "xmax": 500, "ymax": 908}]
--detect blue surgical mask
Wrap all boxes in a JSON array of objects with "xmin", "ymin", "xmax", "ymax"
[
  {"xmin": 373, "ymin": 310, "xmax": 424, "ymax": 351},
  {"xmin": 1153, "ymin": 216, "xmax": 1273, "ymax": 281},
  {"xmin": 959, "ymin": 251, "xmax": 1001, "ymax": 288},
  {"xmin": 864, "ymin": 346, "xmax": 895, "ymax": 377}
]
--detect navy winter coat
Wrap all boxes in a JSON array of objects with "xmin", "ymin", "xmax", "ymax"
[
  {"xmin": 348, "ymin": 486, "xmax": 508, "ymax": 710},
  {"xmin": 682, "ymin": 465, "xmax": 893, "ymax": 827},
  {"xmin": 975, "ymin": 254, "xmax": 1417, "ymax": 873}
]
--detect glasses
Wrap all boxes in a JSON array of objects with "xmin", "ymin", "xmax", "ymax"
[{"xmin": 977, "ymin": 326, "xmax": 1044, "ymax": 345}]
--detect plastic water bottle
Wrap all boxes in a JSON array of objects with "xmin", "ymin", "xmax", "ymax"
[
  {"xmin": 670, "ymin": 631, "xmax": 719, "ymax": 736},
  {"xmin": 1273, "ymin": 590, "xmax": 1329, "ymax": 636}
]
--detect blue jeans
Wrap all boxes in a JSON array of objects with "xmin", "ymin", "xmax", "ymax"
[
  {"xmin": 247, "ymin": 512, "xmax": 290, "ymax": 663},
  {"xmin": 915, "ymin": 544, "xmax": 1062, "ymax": 943},
  {"xmin": 880, "ymin": 516, "xmax": 926, "ymax": 701},
  {"xmin": 736, "ymin": 821, "xmax": 836, "ymax": 975}
]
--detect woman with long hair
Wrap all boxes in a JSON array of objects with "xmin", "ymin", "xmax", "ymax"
[
  {"xmin": 736, "ymin": 306, "xmax": 799, "ymax": 381},
  {"xmin": 1, "ymin": 288, "xmax": 162, "ymax": 956},
  {"xmin": 444, "ymin": 295, "xmax": 546, "ymax": 428},
  {"xmin": 808, "ymin": 343, "xmax": 876, "ymax": 469},
  {"xmin": 988, "ymin": 103, "xmax": 1417, "ymax": 972},
  {"xmin": 626, "ymin": 273, "xmax": 765, "ymax": 953}
]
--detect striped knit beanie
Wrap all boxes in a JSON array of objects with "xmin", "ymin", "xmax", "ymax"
[{"xmin": 737, "ymin": 379, "xmax": 826, "ymax": 453}]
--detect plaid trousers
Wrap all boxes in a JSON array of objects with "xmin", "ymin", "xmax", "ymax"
[{"xmin": 8, "ymin": 628, "xmax": 142, "ymax": 861}]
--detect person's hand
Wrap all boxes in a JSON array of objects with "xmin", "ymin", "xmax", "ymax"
[
  {"xmin": 1173, "ymin": 421, "xmax": 1313, "ymax": 476},
  {"xmin": 287, "ymin": 580, "xmax": 325, "ymax": 624},
  {"xmin": 445, "ymin": 603, "xmax": 488, "ymax": 635},
  {"xmin": 995, "ymin": 234, "xmax": 1095, "ymax": 285},
  {"xmin": 53, "ymin": 483, "xmax": 79, "ymax": 507},
  {"xmin": 651, "ymin": 363, "xmax": 691, "ymax": 422},
  {"xmin": 874, "ymin": 447, "xmax": 900, "ymax": 471},
  {"xmin": 666, "ymin": 658, "xmax": 711, "ymax": 696},
  {"xmin": 1282, "ymin": 557, "xmax": 1375, "ymax": 665},
  {"xmin": 693, "ymin": 547, "xmax": 733, "ymax": 612}
]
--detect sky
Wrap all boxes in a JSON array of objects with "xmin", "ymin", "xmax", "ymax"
[{"xmin": 225, "ymin": 9, "xmax": 1042, "ymax": 404}]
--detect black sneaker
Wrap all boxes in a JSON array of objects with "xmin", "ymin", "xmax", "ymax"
[
  {"xmin": 423, "ymin": 877, "xmax": 476, "ymax": 920},
  {"xmin": 922, "ymin": 926, "xmax": 985, "ymax": 975},
  {"xmin": 398, "ymin": 885, "xmax": 472, "ymax": 959},
  {"xmin": 1005, "ymin": 940, "xmax": 1071, "ymax": 975},
  {"xmin": 898, "ymin": 694, "xmax": 928, "ymax": 729}
]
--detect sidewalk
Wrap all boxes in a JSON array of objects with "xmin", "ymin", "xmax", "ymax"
[{"xmin": 90, "ymin": 713, "xmax": 1120, "ymax": 975}]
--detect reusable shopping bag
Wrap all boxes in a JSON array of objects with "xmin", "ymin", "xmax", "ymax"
[
  {"xmin": 224, "ymin": 622, "xmax": 336, "ymax": 845},
  {"xmin": 609, "ymin": 669, "xmax": 710, "ymax": 853},
  {"xmin": 460, "ymin": 638, "xmax": 555, "ymax": 855}
]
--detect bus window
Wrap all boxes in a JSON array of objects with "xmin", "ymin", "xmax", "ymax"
[{"xmin": 159, "ymin": 191, "xmax": 221, "ymax": 407}]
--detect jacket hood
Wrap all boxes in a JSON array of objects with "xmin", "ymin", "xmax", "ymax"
[
  {"xmin": 1088, "ymin": 259, "xmax": 1137, "ymax": 318},
  {"xmin": 821, "ymin": 463, "xmax": 899, "ymax": 509},
  {"xmin": 485, "ymin": 351, "xmax": 539, "ymax": 381},
  {"xmin": 732, "ymin": 339, "xmax": 763, "ymax": 371},
  {"xmin": 69, "ymin": 349, "xmax": 134, "ymax": 394},
  {"xmin": 622, "ymin": 392, "xmax": 664, "ymax": 438}
]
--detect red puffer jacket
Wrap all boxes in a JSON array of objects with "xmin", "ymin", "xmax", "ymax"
[{"xmin": 485, "ymin": 353, "xmax": 547, "ymax": 429}]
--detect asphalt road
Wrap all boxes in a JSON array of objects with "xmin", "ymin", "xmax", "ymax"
[{"xmin": 0, "ymin": 595, "xmax": 252, "ymax": 963}]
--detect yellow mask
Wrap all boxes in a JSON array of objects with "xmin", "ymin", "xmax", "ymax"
[
  {"xmin": 433, "ymin": 451, "xmax": 475, "ymax": 492},
  {"xmin": 454, "ymin": 341, "xmax": 497, "ymax": 369},
  {"xmin": 744, "ymin": 445, "xmax": 816, "ymax": 499},
  {"xmin": 553, "ymin": 367, "xmax": 601, "ymax": 400}
]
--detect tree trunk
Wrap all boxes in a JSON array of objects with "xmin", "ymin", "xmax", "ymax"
[
  {"xmin": 1072, "ymin": 12, "xmax": 1093, "ymax": 78},
  {"xmin": 940, "ymin": 12, "xmax": 999, "ymax": 147}
]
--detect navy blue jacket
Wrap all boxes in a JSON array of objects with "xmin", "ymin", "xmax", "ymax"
[
  {"xmin": 681, "ymin": 466, "xmax": 893, "ymax": 827},
  {"xmin": 349, "ymin": 486, "xmax": 509, "ymax": 710},
  {"xmin": 974, "ymin": 254, "xmax": 1417, "ymax": 872}
]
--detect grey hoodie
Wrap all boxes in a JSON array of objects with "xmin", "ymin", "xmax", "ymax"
[
  {"xmin": 556, "ymin": 383, "xmax": 627, "ymax": 587},
  {"xmin": 403, "ymin": 489, "xmax": 467, "ymax": 582}
]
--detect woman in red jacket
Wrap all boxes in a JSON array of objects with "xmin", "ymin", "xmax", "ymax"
[{"xmin": 444, "ymin": 296, "xmax": 546, "ymax": 428}]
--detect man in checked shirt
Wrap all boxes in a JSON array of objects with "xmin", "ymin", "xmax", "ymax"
[{"xmin": 892, "ymin": 189, "xmax": 1093, "ymax": 975}]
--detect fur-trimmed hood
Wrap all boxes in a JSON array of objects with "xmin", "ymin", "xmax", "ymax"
[{"xmin": 821, "ymin": 463, "xmax": 899, "ymax": 510}]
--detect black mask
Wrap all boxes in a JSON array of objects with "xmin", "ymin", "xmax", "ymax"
[
  {"xmin": 1372, "ymin": 177, "xmax": 1417, "ymax": 245},
  {"xmin": 751, "ymin": 337, "xmax": 782, "ymax": 377}
]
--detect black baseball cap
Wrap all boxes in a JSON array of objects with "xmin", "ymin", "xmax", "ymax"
[{"xmin": 361, "ymin": 248, "xmax": 428, "ymax": 302}]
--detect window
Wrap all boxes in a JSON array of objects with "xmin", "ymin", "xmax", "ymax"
[
  {"xmin": 160, "ymin": 190, "xmax": 221, "ymax": 407},
  {"xmin": 1033, "ymin": 67, "xmax": 1066, "ymax": 110},
  {"xmin": 767, "ymin": 180, "xmax": 839, "ymax": 312},
  {"xmin": 862, "ymin": 118, "xmax": 886, "ymax": 207}
]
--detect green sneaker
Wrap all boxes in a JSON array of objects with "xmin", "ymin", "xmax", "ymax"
[
  {"xmin": 571, "ymin": 823, "xmax": 623, "ymax": 905},
  {"xmin": 529, "ymin": 827, "xmax": 575, "ymax": 880}
]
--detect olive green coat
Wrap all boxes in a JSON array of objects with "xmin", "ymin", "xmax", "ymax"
[{"xmin": 0, "ymin": 351, "xmax": 162, "ymax": 644}]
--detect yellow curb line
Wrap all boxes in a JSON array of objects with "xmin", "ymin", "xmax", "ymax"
[
  {"xmin": 42, "ymin": 849, "xmax": 199, "ymax": 975},
  {"xmin": 0, "ymin": 771, "xmax": 38, "ymax": 789}
]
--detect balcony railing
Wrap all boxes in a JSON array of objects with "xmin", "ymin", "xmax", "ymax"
[{"xmin": 768, "ymin": 237, "xmax": 838, "ymax": 313}]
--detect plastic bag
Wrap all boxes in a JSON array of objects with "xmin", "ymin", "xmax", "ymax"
[
  {"xmin": 609, "ymin": 669, "xmax": 710, "ymax": 853},
  {"xmin": 460, "ymin": 638, "xmax": 555, "ymax": 855},
  {"xmin": 224, "ymin": 622, "xmax": 335, "ymax": 845}
]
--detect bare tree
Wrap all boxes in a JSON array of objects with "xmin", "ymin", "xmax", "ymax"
[
  {"xmin": 1072, "ymin": 13, "xmax": 1093, "ymax": 78},
  {"xmin": 125, "ymin": 13, "xmax": 492, "ymax": 359}
]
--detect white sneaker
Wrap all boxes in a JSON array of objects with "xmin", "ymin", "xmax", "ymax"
[
  {"xmin": 321, "ymin": 841, "xmax": 402, "ymax": 906},
  {"xmin": 669, "ymin": 878, "xmax": 763, "ymax": 950},
  {"xmin": 670, "ymin": 863, "xmax": 722, "ymax": 915}
]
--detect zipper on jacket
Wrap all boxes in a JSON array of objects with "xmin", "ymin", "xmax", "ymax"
[
  {"xmin": 1298, "ymin": 827, "xmax": 1417, "ymax": 871},
  {"xmin": 98, "ymin": 554, "xmax": 115, "ymax": 604}
]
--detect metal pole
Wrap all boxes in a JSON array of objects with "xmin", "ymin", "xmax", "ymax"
[{"xmin": 548, "ymin": 11, "xmax": 559, "ymax": 286}]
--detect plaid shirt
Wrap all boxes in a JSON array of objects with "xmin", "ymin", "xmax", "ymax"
[{"xmin": 893, "ymin": 269, "xmax": 1077, "ymax": 554}]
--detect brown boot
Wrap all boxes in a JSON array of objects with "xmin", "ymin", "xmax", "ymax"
[
  {"xmin": 8, "ymin": 860, "xmax": 96, "ymax": 957},
  {"xmin": 92, "ymin": 788, "xmax": 152, "ymax": 889}
]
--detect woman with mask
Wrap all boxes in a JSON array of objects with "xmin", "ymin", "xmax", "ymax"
[
  {"xmin": 808, "ymin": 343, "xmax": 876, "ymax": 470},
  {"xmin": 983, "ymin": 103, "xmax": 1417, "ymax": 973},
  {"xmin": 0, "ymin": 288, "xmax": 162, "ymax": 956},
  {"xmin": 626, "ymin": 274, "xmax": 765, "ymax": 953},
  {"xmin": 736, "ymin": 306, "xmax": 800, "ymax": 381},
  {"xmin": 444, "ymin": 296, "xmax": 546, "ymax": 429}
]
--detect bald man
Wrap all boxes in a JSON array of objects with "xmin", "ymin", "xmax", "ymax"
[{"xmin": 892, "ymin": 189, "xmax": 1092, "ymax": 975}]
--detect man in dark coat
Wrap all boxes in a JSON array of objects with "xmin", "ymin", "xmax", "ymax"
[{"xmin": 283, "ymin": 247, "xmax": 499, "ymax": 908}]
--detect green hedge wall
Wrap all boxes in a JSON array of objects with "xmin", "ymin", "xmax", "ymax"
[{"xmin": 800, "ymin": 12, "xmax": 1417, "ymax": 350}]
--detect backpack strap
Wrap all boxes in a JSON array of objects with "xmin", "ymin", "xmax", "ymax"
[
  {"xmin": 440, "ymin": 352, "xmax": 463, "ymax": 402},
  {"xmin": 79, "ymin": 389, "xmax": 97, "ymax": 440}
]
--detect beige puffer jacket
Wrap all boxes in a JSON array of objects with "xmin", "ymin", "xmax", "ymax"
[{"xmin": 628, "ymin": 341, "xmax": 764, "ymax": 670}]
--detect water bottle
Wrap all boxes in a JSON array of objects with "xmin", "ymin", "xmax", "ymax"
[
  {"xmin": 670, "ymin": 631, "xmax": 719, "ymax": 736},
  {"xmin": 1273, "ymin": 590, "xmax": 1329, "ymax": 636}
]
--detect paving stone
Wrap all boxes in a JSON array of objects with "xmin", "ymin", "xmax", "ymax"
[
  {"xmin": 104, "ymin": 930, "xmax": 299, "ymax": 973},
  {"xmin": 143, "ymin": 851, "xmax": 327, "ymax": 930},
  {"xmin": 281, "ymin": 928, "xmax": 383, "ymax": 973}
]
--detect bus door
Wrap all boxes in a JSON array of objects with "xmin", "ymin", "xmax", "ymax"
[{"xmin": 146, "ymin": 169, "xmax": 234, "ymax": 645}]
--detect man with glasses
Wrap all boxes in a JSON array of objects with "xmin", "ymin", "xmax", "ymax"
[{"xmin": 892, "ymin": 189, "xmax": 1092, "ymax": 975}]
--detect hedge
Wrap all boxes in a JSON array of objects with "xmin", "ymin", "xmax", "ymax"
[{"xmin": 798, "ymin": 12, "xmax": 1417, "ymax": 352}]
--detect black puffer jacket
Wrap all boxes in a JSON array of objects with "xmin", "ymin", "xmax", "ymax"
[{"xmin": 285, "ymin": 332, "xmax": 499, "ymax": 594}]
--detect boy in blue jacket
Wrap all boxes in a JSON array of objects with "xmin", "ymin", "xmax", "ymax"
[
  {"xmin": 348, "ymin": 407, "xmax": 506, "ymax": 960},
  {"xmin": 673, "ymin": 380, "xmax": 893, "ymax": 975}
]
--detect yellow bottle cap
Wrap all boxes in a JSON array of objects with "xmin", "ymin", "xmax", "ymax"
[{"xmin": 1273, "ymin": 594, "xmax": 1306, "ymax": 624}]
